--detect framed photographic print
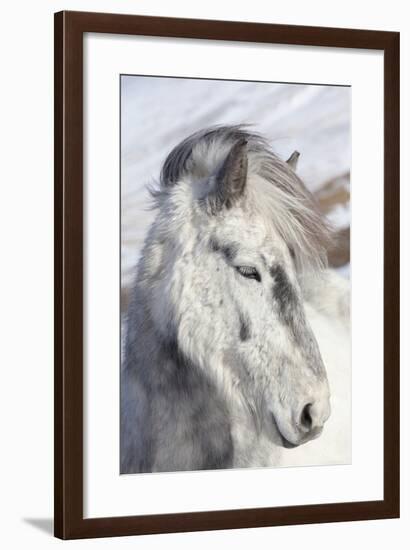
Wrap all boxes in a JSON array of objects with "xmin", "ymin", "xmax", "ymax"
[{"xmin": 54, "ymin": 10, "xmax": 400, "ymax": 539}]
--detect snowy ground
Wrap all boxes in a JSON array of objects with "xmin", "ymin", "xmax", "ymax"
[{"xmin": 121, "ymin": 75, "xmax": 351, "ymax": 469}]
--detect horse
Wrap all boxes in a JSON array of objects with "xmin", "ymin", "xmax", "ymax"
[{"xmin": 121, "ymin": 125, "xmax": 349, "ymax": 473}]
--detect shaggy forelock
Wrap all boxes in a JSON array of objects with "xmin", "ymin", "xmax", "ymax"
[{"xmin": 149, "ymin": 124, "xmax": 333, "ymax": 272}]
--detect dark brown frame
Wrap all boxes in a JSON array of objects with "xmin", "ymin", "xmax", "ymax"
[{"xmin": 54, "ymin": 10, "xmax": 400, "ymax": 540}]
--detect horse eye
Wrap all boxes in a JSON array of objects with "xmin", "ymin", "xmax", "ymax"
[{"xmin": 236, "ymin": 266, "xmax": 261, "ymax": 282}]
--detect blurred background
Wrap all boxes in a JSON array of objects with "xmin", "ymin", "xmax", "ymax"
[{"xmin": 121, "ymin": 75, "xmax": 351, "ymax": 306}]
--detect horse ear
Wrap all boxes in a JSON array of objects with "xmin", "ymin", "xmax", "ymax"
[
  {"xmin": 286, "ymin": 150, "xmax": 300, "ymax": 171},
  {"xmin": 208, "ymin": 139, "xmax": 248, "ymax": 212}
]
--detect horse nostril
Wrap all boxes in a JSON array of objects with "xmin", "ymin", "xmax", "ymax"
[{"xmin": 300, "ymin": 404, "xmax": 313, "ymax": 431}]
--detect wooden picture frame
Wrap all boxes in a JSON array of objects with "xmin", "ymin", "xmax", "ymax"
[{"xmin": 54, "ymin": 10, "xmax": 400, "ymax": 539}]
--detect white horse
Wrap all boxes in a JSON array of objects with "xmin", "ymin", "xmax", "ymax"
[{"xmin": 121, "ymin": 125, "xmax": 349, "ymax": 473}]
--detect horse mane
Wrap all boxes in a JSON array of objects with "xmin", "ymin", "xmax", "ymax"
[{"xmin": 150, "ymin": 124, "xmax": 333, "ymax": 272}]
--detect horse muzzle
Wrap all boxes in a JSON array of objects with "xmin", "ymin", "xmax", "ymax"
[{"xmin": 273, "ymin": 392, "xmax": 331, "ymax": 447}]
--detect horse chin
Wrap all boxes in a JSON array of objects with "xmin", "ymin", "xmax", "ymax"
[{"xmin": 280, "ymin": 435, "xmax": 300, "ymax": 449}]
